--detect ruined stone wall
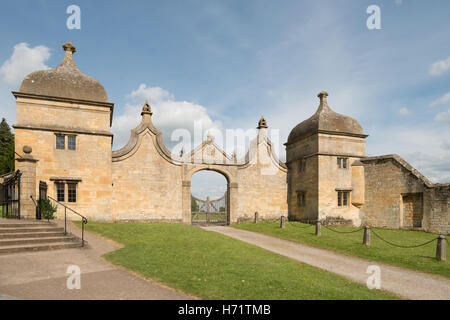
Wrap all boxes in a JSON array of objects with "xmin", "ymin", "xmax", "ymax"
[{"xmin": 424, "ymin": 185, "xmax": 450, "ymax": 234}]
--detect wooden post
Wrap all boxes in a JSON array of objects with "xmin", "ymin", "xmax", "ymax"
[
  {"xmin": 254, "ymin": 212, "xmax": 259, "ymax": 224},
  {"xmin": 363, "ymin": 226, "xmax": 370, "ymax": 246},
  {"xmin": 436, "ymin": 235, "xmax": 446, "ymax": 261},
  {"xmin": 280, "ymin": 216, "xmax": 286, "ymax": 229},
  {"xmin": 315, "ymin": 220, "xmax": 321, "ymax": 236}
]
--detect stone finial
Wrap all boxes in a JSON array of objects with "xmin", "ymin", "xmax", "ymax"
[
  {"xmin": 257, "ymin": 116, "xmax": 268, "ymax": 129},
  {"xmin": 141, "ymin": 100, "xmax": 153, "ymax": 116},
  {"xmin": 206, "ymin": 131, "xmax": 213, "ymax": 143},
  {"xmin": 23, "ymin": 145, "xmax": 32, "ymax": 154},
  {"xmin": 317, "ymin": 91, "xmax": 328, "ymax": 105},
  {"xmin": 18, "ymin": 145, "xmax": 37, "ymax": 161},
  {"xmin": 62, "ymin": 41, "xmax": 77, "ymax": 53}
]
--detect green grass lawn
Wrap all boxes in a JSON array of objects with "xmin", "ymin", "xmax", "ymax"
[
  {"xmin": 80, "ymin": 222, "xmax": 397, "ymax": 300},
  {"xmin": 233, "ymin": 221, "xmax": 449, "ymax": 278}
]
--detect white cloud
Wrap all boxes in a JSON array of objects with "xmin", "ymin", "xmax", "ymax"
[
  {"xmin": 129, "ymin": 84, "xmax": 173, "ymax": 101},
  {"xmin": 112, "ymin": 84, "xmax": 222, "ymax": 151},
  {"xmin": 434, "ymin": 109, "xmax": 450, "ymax": 124},
  {"xmin": 367, "ymin": 125, "xmax": 450, "ymax": 183},
  {"xmin": 395, "ymin": 0, "xmax": 403, "ymax": 5},
  {"xmin": 396, "ymin": 107, "xmax": 412, "ymax": 116},
  {"xmin": 0, "ymin": 43, "xmax": 51, "ymax": 86},
  {"xmin": 429, "ymin": 92, "xmax": 450, "ymax": 107},
  {"xmin": 429, "ymin": 57, "xmax": 450, "ymax": 76}
]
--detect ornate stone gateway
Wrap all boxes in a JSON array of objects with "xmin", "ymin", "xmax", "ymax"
[
  {"xmin": 111, "ymin": 100, "xmax": 288, "ymax": 224},
  {"xmin": 191, "ymin": 192, "xmax": 227, "ymax": 225}
]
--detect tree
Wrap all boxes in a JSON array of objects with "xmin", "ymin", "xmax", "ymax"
[
  {"xmin": 191, "ymin": 197, "xmax": 199, "ymax": 212},
  {"xmin": 39, "ymin": 198, "xmax": 57, "ymax": 220},
  {"xmin": 0, "ymin": 118, "xmax": 15, "ymax": 175}
]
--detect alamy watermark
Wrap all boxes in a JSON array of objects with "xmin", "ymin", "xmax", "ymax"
[
  {"xmin": 66, "ymin": 5, "xmax": 81, "ymax": 30},
  {"xmin": 366, "ymin": 5, "xmax": 381, "ymax": 30},
  {"xmin": 66, "ymin": 265, "xmax": 81, "ymax": 289},
  {"xmin": 366, "ymin": 265, "xmax": 381, "ymax": 290}
]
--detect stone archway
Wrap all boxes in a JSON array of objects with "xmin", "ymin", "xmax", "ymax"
[
  {"xmin": 111, "ymin": 103, "xmax": 287, "ymax": 224},
  {"xmin": 190, "ymin": 169, "xmax": 229, "ymax": 225},
  {"xmin": 181, "ymin": 165, "xmax": 238, "ymax": 225}
]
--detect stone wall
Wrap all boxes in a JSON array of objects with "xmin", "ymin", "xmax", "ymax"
[
  {"xmin": 360, "ymin": 156, "xmax": 425, "ymax": 228},
  {"xmin": 110, "ymin": 112, "xmax": 287, "ymax": 224},
  {"xmin": 112, "ymin": 131, "xmax": 183, "ymax": 222},
  {"xmin": 15, "ymin": 157, "xmax": 37, "ymax": 219},
  {"xmin": 317, "ymin": 155, "xmax": 362, "ymax": 225},
  {"xmin": 235, "ymin": 140, "xmax": 288, "ymax": 222},
  {"xmin": 286, "ymin": 132, "xmax": 366, "ymax": 225},
  {"xmin": 14, "ymin": 96, "xmax": 114, "ymax": 221},
  {"xmin": 286, "ymin": 134, "xmax": 319, "ymax": 221},
  {"xmin": 424, "ymin": 185, "xmax": 450, "ymax": 234}
]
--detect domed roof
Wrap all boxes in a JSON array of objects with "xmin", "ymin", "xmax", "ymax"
[
  {"xmin": 287, "ymin": 91, "xmax": 365, "ymax": 143},
  {"xmin": 19, "ymin": 42, "xmax": 108, "ymax": 103}
]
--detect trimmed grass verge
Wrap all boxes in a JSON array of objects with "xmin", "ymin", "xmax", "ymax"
[
  {"xmin": 233, "ymin": 221, "xmax": 449, "ymax": 278},
  {"xmin": 80, "ymin": 222, "xmax": 397, "ymax": 300}
]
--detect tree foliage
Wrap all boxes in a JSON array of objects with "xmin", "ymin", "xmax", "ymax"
[
  {"xmin": 0, "ymin": 118, "xmax": 15, "ymax": 175},
  {"xmin": 191, "ymin": 197, "xmax": 199, "ymax": 212},
  {"xmin": 39, "ymin": 198, "xmax": 57, "ymax": 220}
]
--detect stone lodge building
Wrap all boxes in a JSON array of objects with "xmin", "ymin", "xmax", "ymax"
[{"xmin": 10, "ymin": 42, "xmax": 449, "ymax": 234}]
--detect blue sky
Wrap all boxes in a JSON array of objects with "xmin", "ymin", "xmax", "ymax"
[{"xmin": 1, "ymin": 0, "xmax": 450, "ymax": 197}]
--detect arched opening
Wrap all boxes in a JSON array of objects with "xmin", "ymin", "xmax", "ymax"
[{"xmin": 190, "ymin": 169, "xmax": 229, "ymax": 225}]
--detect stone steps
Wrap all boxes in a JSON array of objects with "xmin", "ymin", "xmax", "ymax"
[
  {"xmin": 0, "ymin": 231, "xmax": 65, "ymax": 239},
  {"xmin": 0, "ymin": 236, "xmax": 76, "ymax": 246},
  {"xmin": 0, "ymin": 220, "xmax": 84, "ymax": 254},
  {"xmin": 0, "ymin": 222, "xmax": 56, "ymax": 228},
  {"xmin": 0, "ymin": 241, "xmax": 83, "ymax": 254},
  {"xmin": 0, "ymin": 227, "xmax": 65, "ymax": 234}
]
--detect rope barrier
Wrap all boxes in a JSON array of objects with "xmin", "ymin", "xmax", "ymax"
[
  {"xmin": 285, "ymin": 221, "xmax": 446, "ymax": 251},
  {"xmin": 322, "ymin": 225, "xmax": 364, "ymax": 234},
  {"xmin": 371, "ymin": 228, "xmax": 438, "ymax": 248}
]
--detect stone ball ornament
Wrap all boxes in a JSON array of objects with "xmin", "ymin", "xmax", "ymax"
[{"xmin": 23, "ymin": 145, "xmax": 32, "ymax": 154}]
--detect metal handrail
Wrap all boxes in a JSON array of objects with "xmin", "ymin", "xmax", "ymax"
[{"xmin": 47, "ymin": 196, "xmax": 88, "ymax": 247}]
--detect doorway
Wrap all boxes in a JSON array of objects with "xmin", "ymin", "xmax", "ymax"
[{"xmin": 190, "ymin": 170, "xmax": 228, "ymax": 225}]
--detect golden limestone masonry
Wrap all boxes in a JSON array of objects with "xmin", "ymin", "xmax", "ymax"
[{"xmin": 12, "ymin": 42, "xmax": 449, "ymax": 233}]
